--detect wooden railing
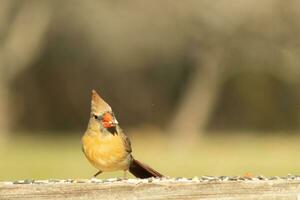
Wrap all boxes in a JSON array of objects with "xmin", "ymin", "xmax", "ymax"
[{"xmin": 1, "ymin": 176, "xmax": 300, "ymax": 199}]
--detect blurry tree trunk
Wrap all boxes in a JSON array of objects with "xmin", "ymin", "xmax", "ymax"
[
  {"xmin": 168, "ymin": 48, "xmax": 224, "ymax": 141},
  {"xmin": 0, "ymin": 0, "xmax": 12, "ymax": 143},
  {"xmin": 0, "ymin": 84, "xmax": 10, "ymax": 143},
  {"xmin": 0, "ymin": 1, "xmax": 51, "ymax": 141},
  {"xmin": 281, "ymin": 47, "xmax": 300, "ymax": 130}
]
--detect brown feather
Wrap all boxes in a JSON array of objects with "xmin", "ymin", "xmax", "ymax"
[
  {"xmin": 91, "ymin": 90, "xmax": 112, "ymax": 115},
  {"xmin": 129, "ymin": 158, "xmax": 163, "ymax": 178}
]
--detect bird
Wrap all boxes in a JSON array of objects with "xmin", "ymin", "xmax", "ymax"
[{"xmin": 81, "ymin": 90, "xmax": 163, "ymax": 179}]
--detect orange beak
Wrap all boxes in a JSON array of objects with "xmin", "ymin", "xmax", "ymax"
[{"xmin": 102, "ymin": 112, "xmax": 118, "ymax": 128}]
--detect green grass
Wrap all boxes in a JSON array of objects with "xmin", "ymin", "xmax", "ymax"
[{"xmin": 1, "ymin": 130, "xmax": 300, "ymax": 180}]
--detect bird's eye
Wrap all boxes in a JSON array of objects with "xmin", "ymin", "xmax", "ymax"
[{"xmin": 93, "ymin": 114, "xmax": 100, "ymax": 120}]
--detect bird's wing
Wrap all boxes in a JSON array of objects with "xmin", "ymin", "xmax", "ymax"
[{"xmin": 119, "ymin": 129, "xmax": 132, "ymax": 153}]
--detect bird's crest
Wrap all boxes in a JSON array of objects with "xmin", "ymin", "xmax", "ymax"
[{"xmin": 91, "ymin": 90, "xmax": 112, "ymax": 115}]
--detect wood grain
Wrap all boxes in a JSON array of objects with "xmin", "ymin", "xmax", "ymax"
[{"xmin": 1, "ymin": 178, "xmax": 300, "ymax": 200}]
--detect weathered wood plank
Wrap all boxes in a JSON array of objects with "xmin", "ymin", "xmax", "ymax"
[{"xmin": 1, "ymin": 177, "xmax": 300, "ymax": 200}]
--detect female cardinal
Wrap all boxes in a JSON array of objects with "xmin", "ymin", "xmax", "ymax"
[{"xmin": 81, "ymin": 90, "xmax": 163, "ymax": 178}]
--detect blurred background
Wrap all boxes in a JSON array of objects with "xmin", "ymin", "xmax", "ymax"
[{"xmin": 0, "ymin": 0, "xmax": 300, "ymax": 180}]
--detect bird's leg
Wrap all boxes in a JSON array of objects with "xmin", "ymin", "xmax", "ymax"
[
  {"xmin": 123, "ymin": 170, "xmax": 128, "ymax": 179},
  {"xmin": 93, "ymin": 171, "xmax": 102, "ymax": 178}
]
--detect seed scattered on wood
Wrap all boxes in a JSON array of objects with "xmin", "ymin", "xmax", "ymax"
[{"xmin": 2, "ymin": 175, "xmax": 300, "ymax": 186}]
